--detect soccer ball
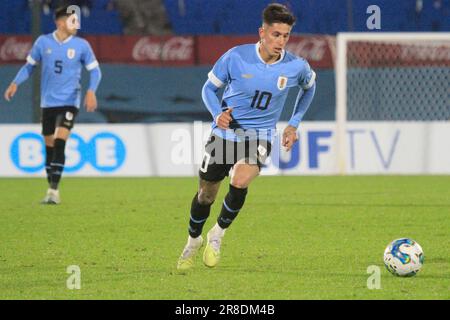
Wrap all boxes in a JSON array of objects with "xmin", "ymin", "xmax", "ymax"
[{"xmin": 383, "ymin": 238, "xmax": 424, "ymax": 277}]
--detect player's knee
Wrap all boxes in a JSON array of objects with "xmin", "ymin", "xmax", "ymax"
[
  {"xmin": 230, "ymin": 175, "xmax": 254, "ymax": 189},
  {"xmin": 197, "ymin": 189, "xmax": 216, "ymax": 206},
  {"xmin": 44, "ymin": 136, "xmax": 54, "ymax": 147},
  {"xmin": 230, "ymin": 180, "xmax": 247, "ymax": 189}
]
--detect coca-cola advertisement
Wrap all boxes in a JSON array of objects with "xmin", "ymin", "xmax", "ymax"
[
  {"xmin": 0, "ymin": 35, "xmax": 336, "ymax": 68},
  {"xmin": 197, "ymin": 35, "xmax": 335, "ymax": 69},
  {"xmin": 285, "ymin": 36, "xmax": 335, "ymax": 69},
  {"xmin": 95, "ymin": 35, "xmax": 195, "ymax": 65},
  {"xmin": 0, "ymin": 36, "xmax": 33, "ymax": 62},
  {"xmin": 0, "ymin": 35, "xmax": 195, "ymax": 66},
  {"xmin": 132, "ymin": 36, "xmax": 194, "ymax": 62}
]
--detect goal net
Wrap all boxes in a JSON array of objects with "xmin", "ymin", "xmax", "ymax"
[{"xmin": 335, "ymin": 33, "xmax": 450, "ymax": 172}]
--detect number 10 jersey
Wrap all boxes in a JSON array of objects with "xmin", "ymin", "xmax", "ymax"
[{"xmin": 207, "ymin": 42, "xmax": 316, "ymax": 141}]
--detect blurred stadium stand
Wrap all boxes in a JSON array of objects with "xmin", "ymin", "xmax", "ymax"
[
  {"xmin": 0, "ymin": 0, "xmax": 448, "ymax": 124},
  {"xmin": 0, "ymin": 0, "xmax": 449, "ymax": 34},
  {"xmin": 0, "ymin": 0, "xmax": 123, "ymax": 34},
  {"xmin": 163, "ymin": 0, "xmax": 450, "ymax": 34}
]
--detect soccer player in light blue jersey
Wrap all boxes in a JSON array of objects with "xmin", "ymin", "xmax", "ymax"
[
  {"xmin": 4, "ymin": 5, "xmax": 101, "ymax": 204},
  {"xmin": 177, "ymin": 3, "xmax": 316, "ymax": 270}
]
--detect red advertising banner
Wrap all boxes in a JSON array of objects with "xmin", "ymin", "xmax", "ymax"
[
  {"xmin": 0, "ymin": 36, "xmax": 32, "ymax": 62},
  {"xmin": 196, "ymin": 35, "xmax": 257, "ymax": 65},
  {"xmin": 285, "ymin": 35, "xmax": 336, "ymax": 69},
  {"xmin": 93, "ymin": 36, "xmax": 195, "ymax": 65},
  {"xmin": 0, "ymin": 34, "xmax": 336, "ymax": 68},
  {"xmin": 0, "ymin": 35, "xmax": 195, "ymax": 66},
  {"xmin": 347, "ymin": 41, "xmax": 450, "ymax": 67},
  {"xmin": 197, "ymin": 35, "xmax": 336, "ymax": 69}
]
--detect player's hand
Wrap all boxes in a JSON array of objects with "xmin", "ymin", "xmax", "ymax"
[
  {"xmin": 84, "ymin": 90, "xmax": 97, "ymax": 112},
  {"xmin": 215, "ymin": 108, "xmax": 233, "ymax": 129},
  {"xmin": 282, "ymin": 125, "xmax": 298, "ymax": 151},
  {"xmin": 4, "ymin": 83, "xmax": 18, "ymax": 101}
]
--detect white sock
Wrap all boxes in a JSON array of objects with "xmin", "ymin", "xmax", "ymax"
[
  {"xmin": 210, "ymin": 223, "xmax": 225, "ymax": 238},
  {"xmin": 187, "ymin": 235, "xmax": 202, "ymax": 247}
]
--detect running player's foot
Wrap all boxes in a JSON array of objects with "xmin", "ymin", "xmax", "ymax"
[
  {"xmin": 41, "ymin": 188, "xmax": 60, "ymax": 205},
  {"xmin": 177, "ymin": 235, "xmax": 204, "ymax": 271},
  {"xmin": 203, "ymin": 225, "xmax": 225, "ymax": 268}
]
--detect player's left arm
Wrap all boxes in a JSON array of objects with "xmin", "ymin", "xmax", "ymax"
[
  {"xmin": 283, "ymin": 61, "xmax": 316, "ymax": 151},
  {"xmin": 82, "ymin": 40, "xmax": 102, "ymax": 112}
]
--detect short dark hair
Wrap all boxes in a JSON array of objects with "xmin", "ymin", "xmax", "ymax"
[
  {"xmin": 262, "ymin": 3, "xmax": 296, "ymax": 26},
  {"xmin": 54, "ymin": 5, "xmax": 75, "ymax": 20}
]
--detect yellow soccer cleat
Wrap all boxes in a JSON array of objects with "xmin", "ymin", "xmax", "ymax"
[
  {"xmin": 177, "ymin": 236, "xmax": 203, "ymax": 271},
  {"xmin": 203, "ymin": 230, "xmax": 223, "ymax": 268}
]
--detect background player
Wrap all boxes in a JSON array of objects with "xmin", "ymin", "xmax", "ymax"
[
  {"xmin": 3, "ymin": 5, "xmax": 102, "ymax": 204},
  {"xmin": 177, "ymin": 3, "xmax": 316, "ymax": 270}
]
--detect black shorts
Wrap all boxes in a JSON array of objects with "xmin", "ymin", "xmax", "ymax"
[
  {"xmin": 199, "ymin": 133, "xmax": 272, "ymax": 182},
  {"xmin": 41, "ymin": 106, "xmax": 79, "ymax": 136}
]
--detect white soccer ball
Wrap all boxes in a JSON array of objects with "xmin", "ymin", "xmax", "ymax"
[{"xmin": 383, "ymin": 238, "xmax": 424, "ymax": 277}]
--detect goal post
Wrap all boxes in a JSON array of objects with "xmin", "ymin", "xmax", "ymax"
[{"xmin": 335, "ymin": 33, "xmax": 450, "ymax": 174}]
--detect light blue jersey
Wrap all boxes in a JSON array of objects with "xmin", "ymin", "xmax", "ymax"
[
  {"xmin": 18, "ymin": 31, "xmax": 100, "ymax": 108},
  {"xmin": 204, "ymin": 42, "xmax": 316, "ymax": 142}
]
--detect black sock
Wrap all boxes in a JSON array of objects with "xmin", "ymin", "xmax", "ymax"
[
  {"xmin": 188, "ymin": 193, "xmax": 213, "ymax": 238},
  {"xmin": 217, "ymin": 184, "xmax": 248, "ymax": 229},
  {"xmin": 50, "ymin": 138, "xmax": 66, "ymax": 190},
  {"xmin": 45, "ymin": 146, "xmax": 54, "ymax": 185}
]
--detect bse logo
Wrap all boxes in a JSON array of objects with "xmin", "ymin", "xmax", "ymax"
[{"xmin": 10, "ymin": 132, "xmax": 126, "ymax": 173}]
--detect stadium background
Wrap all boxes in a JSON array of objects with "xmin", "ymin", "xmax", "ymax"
[
  {"xmin": 0, "ymin": 0, "xmax": 449, "ymax": 177},
  {"xmin": 0, "ymin": 0, "xmax": 449, "ymax": 301}
]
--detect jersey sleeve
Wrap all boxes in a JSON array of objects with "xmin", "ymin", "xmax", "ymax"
[
  {"xmin": 298, "ymin": 59, "xmax": 316, "ymax": 90},
  {"xmin": 81, "ymin": 40, "xmax": 99, "ymax": 71},
  {"xmin": 26, "ymin": 36, "xmax": 43, "ymax": 66},
  {"xmin": 207, "ymin": 49, "xmax": 233, "ymax": 88}
]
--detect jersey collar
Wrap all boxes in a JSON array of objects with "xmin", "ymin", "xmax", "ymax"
[
  {"xmin": 52, "ymin": 31, "xmax": 73, "ymax": 45},
  {"xmin": 255, "ymin": 42, "xmax": 285, "ymax": 65}
]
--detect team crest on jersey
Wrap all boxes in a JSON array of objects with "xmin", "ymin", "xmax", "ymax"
[
  {"xmin": 67, "ymin": 48, "xmax": 76, "ymax": 59},
  {"xmin": 65, "ymin": 112, "xmax": 74, "ymax": 121},
  {"xmin": 277, "ymin": 76, "xmax": 288, "ymax": 90},
  {"xmin": 46, "ymin": 48, "xmax": 52, "ymax": 55}
]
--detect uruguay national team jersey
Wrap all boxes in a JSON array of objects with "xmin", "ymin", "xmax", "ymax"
[
  {"xmin": 26, "ymin": 31, "xmax": 99, "ymax": 108},
  {"xmin": 208, "ymin": 42, "xmax": 316, "ymax": 141}
]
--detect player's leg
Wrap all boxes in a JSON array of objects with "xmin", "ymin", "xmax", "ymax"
[
  {"xmin": 44, "ymin": 108, "xmax": 78, "ymax": 204},
  {"xmin": 41, "ymin": 108, "xmax": 57, "ymax": 204},
  {"xmin": 40, "ymin": 135, "xmax": 56, "ymax": 204},
  {"xmin": 216, "ymin": 138, "xmax": 270, "ymax": 231},
  {"xmin": 177, "ymin": 178, "xmax": 222, "ymax": 271},
  {"xmin": 218, "ymin": 161, "xmax": 259, "ymax": 228},
  {"xmin": 41, "ymin": 108, "xmax": 56, "ymax": 186},
  {"xmin": 44, "ymin": 135, "xmax": 55, "ymax": 185},
  {"xmin": 177, "ymin": 134, "xmax": 228, "ymax": 270},
  {"xmin": 203, "ymin": 161, "xmax": 259, "ymax": 267},
  {"xmin": 204, "ymin": 138, "xmax": 271, "ymax": 267},
  {"xmin": 42, "ymin": 127, "xmax": 70, "ymax": 205},
  {"xmin": 189, "ymin": 178, "xmax": 221, "ymax": 238},
  {"xmin": 49, "ymin": 126, "xmax": 71, "ymax": 192}
]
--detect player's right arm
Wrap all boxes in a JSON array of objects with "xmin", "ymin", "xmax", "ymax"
[
  {"xmin": 202, "ymin": 81, "xmax": 232, "ymax": 129},
  {"xmin": 201, "ymin": 49, "xmax": 234, "ymax": 129},
  {"xmin": 4, "ymin": 36, "xmax": 43, "ymax": 101}
]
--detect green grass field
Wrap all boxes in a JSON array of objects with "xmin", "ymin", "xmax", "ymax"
[{"xmin": 0, "ymin": 176, "xmax": 449, "ymax": 300}]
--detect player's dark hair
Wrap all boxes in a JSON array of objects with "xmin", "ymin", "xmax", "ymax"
[
  {"xmin": 54, "ymin": 4, "xmax": 74, "ymax": 20},
  {"xmin": 262, "ymin": 3, "xmax": 296, "ymax": 26}
]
